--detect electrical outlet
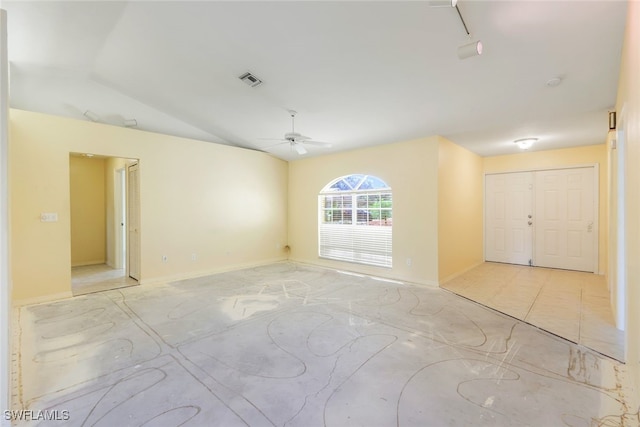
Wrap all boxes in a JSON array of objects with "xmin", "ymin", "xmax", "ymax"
[
  {"xmin": 162, "ymin": 255, "xmax": 168, "ymax": 263},
  {"xmin": 191, "ymin": 253, "xmax": 197, "ymax": 262},
  {"xmin": 406, "ymin": 258, "xmax": 412, "ymax": 267}
]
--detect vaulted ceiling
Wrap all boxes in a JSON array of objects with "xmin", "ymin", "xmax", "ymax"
[{"xmin": 3, "ymin": 1, "xmax": 627, "ymax": 160}]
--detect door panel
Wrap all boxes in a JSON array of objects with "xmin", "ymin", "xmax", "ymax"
[
  {"xmin": 485, "ymin": 172, "xmax": 533, "ymax": 265},
  {"xmin": 534, "ymin": 167, "xmax": 595, "ymax": 272},
  {"xmin": 127, "ymin": 163, "xmax": 140, "ymax": 281}
]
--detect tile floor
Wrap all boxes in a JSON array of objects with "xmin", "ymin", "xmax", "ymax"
[
  {"xmin": 71, "ymin": 264, "xmax": 138, "ymax": 296},
  {"xmin": 442, "ymin": 262, "xmax": 625, "ymax": 361},
  {"xmin": 12, "ymin": 262, "xmax": 638, "ymax": 426}
]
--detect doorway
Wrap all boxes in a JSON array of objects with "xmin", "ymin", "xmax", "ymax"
[
  {"xmin": 485, "ymin": 166, "xmax": 598, "ymax": 272},
  {"xmin": 69, "ymin": 154, "xmax": 140, "ymax": 295}
]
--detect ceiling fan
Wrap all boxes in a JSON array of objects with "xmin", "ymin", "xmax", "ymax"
[{"xmin": 262, "ymin": 110, "xmax": 332, "ymax": 155}]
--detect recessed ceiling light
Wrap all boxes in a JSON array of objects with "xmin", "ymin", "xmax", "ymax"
[{"xmin": 514, "ymin": 138, "xmax": 538, "ymax": 150}]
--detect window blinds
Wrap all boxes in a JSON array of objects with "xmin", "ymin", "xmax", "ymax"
[{"xmin": 319, "ymin": 223, "xmax": 392, "ymax": 267}]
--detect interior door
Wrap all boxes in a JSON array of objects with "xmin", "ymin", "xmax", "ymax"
[
  {"xmin": 127, "ymin": 162, "xmax": 140, "ymax": 281},
  {"xmin": 485, "ymin": 172, "xmax": 534, "ymax": 265},
  {"xmin": 534, "ymin": 167, "xmax": 596, "ymax": 272}
]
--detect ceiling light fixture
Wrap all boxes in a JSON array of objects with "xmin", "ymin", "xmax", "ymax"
[
  {"xmin": 429, "ymin": 0, "xmax": 457, "ymax": 7},
  {"xmin": 514, "ymin": 138, "xmax": 538, "ymax": 150},
  {"xmin": 454, "ymin": 6, "xmax": 482, "ymax": 59},
  {"xmin": 83, "ymin": 110, "xmax": 99, "ymax": 122},
  {"xmin": 124, "ymin": 119, "xmax": 138, "ymax": 128},
  {"xmin": 546, "ymin": 77, "xmax": 562, "ymax": 87}
]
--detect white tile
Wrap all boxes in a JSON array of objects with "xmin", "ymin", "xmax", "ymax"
[{"xmin": 443, "ymin": 263, "xmax": 623, "ymax": 361}]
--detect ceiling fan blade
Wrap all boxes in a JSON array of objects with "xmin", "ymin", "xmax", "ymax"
[
  {"xmin": 294, "ymin": 143, "xmax": 308, "ymax": 155},
  {"xmin": 302, "ymin": 140, "xmax": 332, "ymax": 148},
  {"xmin": 261, "ymin": 141, "xmax": 289, "ymax": 150},
  {"xmin": 258, "ymin": 138, "xmax": 287, "ymax": 142}
]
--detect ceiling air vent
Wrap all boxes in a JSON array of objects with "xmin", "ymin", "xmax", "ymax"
[{"xmin": 239, "ymin": 72, "xmax": 263, "ymax": 88}]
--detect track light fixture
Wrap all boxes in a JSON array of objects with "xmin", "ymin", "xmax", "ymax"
[
  {"xmin": 430, "ymin": 0, "xmax": 482, "ymax": 58},
  {"xmin": 454, "ymin": 5, "xmax": 483, "ymax": 60},
  {"xmin": 458, "ymin": 40, "xmax": 483, "ymax": 59},
  {"xmin": 429, "ymin": 0, "xmax": 457, "ymax": 7}
]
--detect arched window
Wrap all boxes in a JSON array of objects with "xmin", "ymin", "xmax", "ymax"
[{"xmin": 318, "ymin": 174, "xmax": 392, "ymax": 267}]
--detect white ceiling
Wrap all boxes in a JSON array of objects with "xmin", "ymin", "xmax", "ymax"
[{"xmin": 3, "ymin": 1, "xmax": 627, "ymax": 161}]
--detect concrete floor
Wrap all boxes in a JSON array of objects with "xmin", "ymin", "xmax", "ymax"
[
  {"xmin": 12, "ymin": 262, "xmax": 638, "ymax": 426},
  {"xmin": 442, "ymin": 262, "xmax": 624, "ymax": 361}
]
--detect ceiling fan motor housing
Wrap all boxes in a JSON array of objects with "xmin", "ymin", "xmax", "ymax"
[{"xmin": 284, "ymin": 132, "xmax": 308, "ymax": 141}]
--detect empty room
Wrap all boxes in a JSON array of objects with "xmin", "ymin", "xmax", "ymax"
[{"xmin": 0, "ymin": 1, "xmax": 639, "ymax": 426}]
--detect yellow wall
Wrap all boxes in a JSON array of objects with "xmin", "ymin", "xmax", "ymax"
[
  {"xmin": 288, "ymin": 137, "xmax": 440, "ymax": 285},
  {"xmin": 437, "ymin": 138, "xmax": 484, "ymax": 282},
  {"xmin": 9, "ymin": 109, "xmax": 288, "ymax": 303},
  {"xmin": 69, "ymin": 155, "xmax": 106, "ymax": 266},
  {"xmin": 613, "ymin": 0, "xmax": 640, "ymax": 389},
  {"xmin": 484, "ymin": 144, "xmax": 608, "ymax": 274}
]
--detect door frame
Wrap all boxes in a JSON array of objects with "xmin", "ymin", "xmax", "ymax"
[
  {"xmin": 484, "ymin": 163, "xmax": 600, "ymax": 274},
  {"xmin": 0, "ymin": 9, "xmax": 11, "ymax": 421},
  {"xmin": 614, "ymin": 107, "xmax": 627, "ymax": 331},
  {"xmin": 126, "ymin": 162, "xmax": 140, "ymax": 281}
]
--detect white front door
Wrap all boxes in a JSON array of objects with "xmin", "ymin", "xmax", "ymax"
[
  {"xmin": 485, "ymin": 172, "xmax": 533, "ymax": 265},
  {"xmin": 534, "ymin": 167, "xmax": 596, "ymax": 272},
  {"xmin": 485, "ymin": 167, "xmax": 597, "ymax": 272}
]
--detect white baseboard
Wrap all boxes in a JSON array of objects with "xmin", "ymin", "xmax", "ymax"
[
  {"xmin": 139, "ymin": 257, "xmax": 290, "ymax": 287},
  {"xmin": 13, "ymin": 291, "xmax": 74, "ymax": 307},
  {"xmin": 438, "ymin": 261, "xmax": 485, "ymax": 285}
]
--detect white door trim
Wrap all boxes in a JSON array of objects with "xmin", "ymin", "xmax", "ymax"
[
  {"xmin": 615, "ymin": 106, "xmax": 627, "ymax": 331},
  {"xmin": 485, "ymin": 163, "xmax": 599, "ymax": 175},
  {"xmin": 127, "ymin": 162, "xmax": 140, "ymax": 281},
  {"xmin": 0, "ymin": 9, "xmax": 11, "ymax": 424}
]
